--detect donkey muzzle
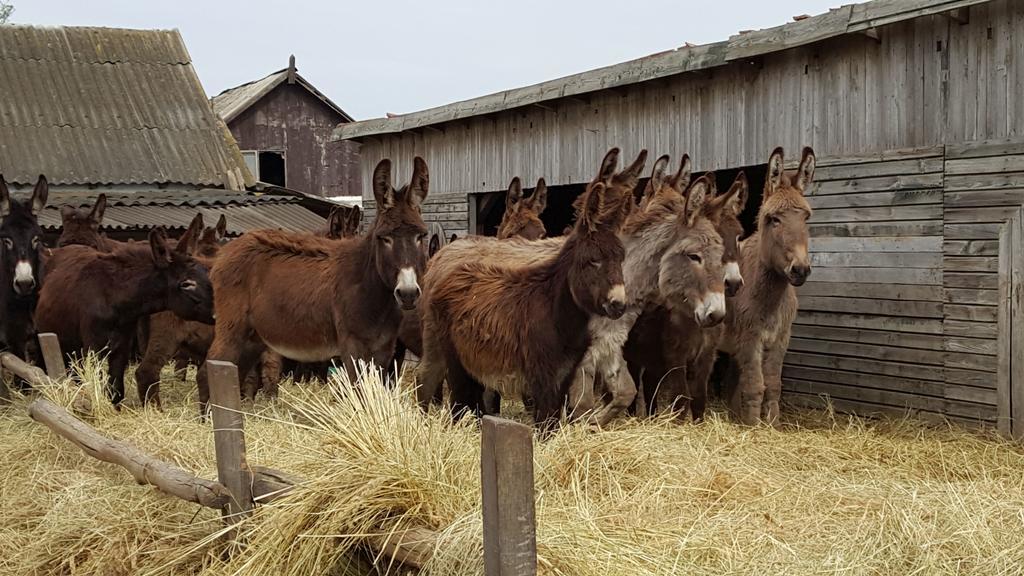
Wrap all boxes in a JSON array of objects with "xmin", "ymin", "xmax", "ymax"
[
  {"xmin": 788, "ymin": 264, "xmax": 811, "ymax": 287},
  {"xmin": 394, "ymin": 267, "xmax": 421, "ymax": 310},
  {"xmin": 603, "ymin": 299, "xmax": 626, "ymax": 319},
  {"xmin": 694, "ymin": 291, "xmax": 726, "ymax": 328},
  {"xmin": 13, "ymin": 261, "xmax": 35, "ymax": 295}
]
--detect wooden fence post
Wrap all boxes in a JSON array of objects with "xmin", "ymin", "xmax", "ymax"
[
  {"xmin": 206, "ymin": 360, "xmax": 253, "ymax": 525},
  {"xmin": 37, "ymin": 332, "xmax": 65, "ymax": 381},
  {"xmin": 481, "ymin": 415, "xmax": 537, "ymax": 576}
]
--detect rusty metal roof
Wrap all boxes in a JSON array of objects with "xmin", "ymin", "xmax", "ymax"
[
  {"xmin": 37, "ymin": 190, "xmax": 326, "ymax": 236},
  {"xmin": 212, "ymin": 64, "xmax": 354, "ymax": 124},
  {"xmin": 0, "ymin": 25, "xmax": 253, "ymax": 188}
]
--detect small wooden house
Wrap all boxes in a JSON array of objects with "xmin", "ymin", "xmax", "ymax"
[
  {"xmin": 212, "ymin": 56, "xmax": 361, "ymax": 198},
  {"xmin": 334, "ymin": 0, "xmax": 1024, "ymax": 436},
  {"xmin": 0, "ymin": 25, "xmax": 329, "ymax": 240}
]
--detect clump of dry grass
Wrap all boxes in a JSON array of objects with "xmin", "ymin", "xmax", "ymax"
[{"xmin": 1, "ymin": 354, "xmax": 1023, "ymax": 576}]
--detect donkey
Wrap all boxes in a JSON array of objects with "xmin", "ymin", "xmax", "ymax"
[
  {"xmin": 719, "ymin": 147, "xmax": 814, "ymax": 426},
  {"xmin": 0, "ymin": 175, "xmax": 48, "ymax": 374},
  {"xmin": 36, "ymin": 216, "xmax": 214, "ymax": 406},
  {"xmin": 58, "ymin": 194, "xmax": 108, "ymax": 249},
  {"xmin": 497, "ymin": 177, "xmax": 547, "ymax": 240},
  {"xmin": 415, "ymin": 167, "xmax": 632, "ymax": 429},
  {"xmin": 202, "ymin": 157, "xmax": 430, "ymax": 413},
  {"xmin": 321, "ymin": 204, "xmax": 362, "ymax": 239},
  {"xmin": 626, "ymin": 171, "xmax": 748, "ymax": 422}
]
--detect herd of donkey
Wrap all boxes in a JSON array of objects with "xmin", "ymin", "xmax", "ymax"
[{"xmin": 0, "ymin": 144, "xmax": 815, "ymax": 430}]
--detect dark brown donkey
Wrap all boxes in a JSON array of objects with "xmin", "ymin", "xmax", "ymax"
[
  {"xmin": 36, "ymin": 217, "xmax": 215, "ymax": 406},
  {"xmin": 626, "ymin": 171, "xmax": 748, "ymax": 422},
  {"xmin": 720, "ymin": 147, "xmax": 814, "ymax": 426},
  {"xmin": 415, "ymin": 175, "xmax": 631, "ymax": 429},
  {"xmin": 497, "ymin": 177, "xmax": 547, "ymax": 240},
  {"xmin": 58, "ymin": 194, "xmax": 109, "ymax": 249},
  {"xmin": 0, "ymin": 175, "xmax": 48, "ymax": 384},
  {"xmin": 202, "ymin": 157, "xmax": 430, "ymax": 412}
]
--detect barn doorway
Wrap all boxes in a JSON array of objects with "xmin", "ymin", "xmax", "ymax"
[
  {"xmin": 472, "ymin": 182, "xmax": 587, "ymax": 237},
  {"xmin": 258, "ymin": 151, "xmax": 286, "ymax": 187},
  {"xmin": 710, "ymin": 162, "xmax": 768, "ymax": 240}
]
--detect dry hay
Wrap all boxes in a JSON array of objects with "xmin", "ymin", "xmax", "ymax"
[{"xmin": 1, "ymin": 354, "xmax": 1024, "ymax": 576}]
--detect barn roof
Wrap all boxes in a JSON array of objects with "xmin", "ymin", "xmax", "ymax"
[
  {"xmin": 334, "ymin": 0, "xmax": 990, "ymax": 141},
  {"xmin": 0, "ymin": 24, "xmax": 253, "ymax": 188},
  {"xmin": 212, "ymin": 57, "xmax": 354, "ymax": 124},
  {"xmin": 38, "ymin": 190, "xmax": 327, "ymax": 236}
]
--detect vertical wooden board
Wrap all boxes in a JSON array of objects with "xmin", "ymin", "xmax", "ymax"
[
  {"xmin": 481, "ymin": 416, "xmax": 537, "ymax": 576},
  {"xmin": 1012, "ymin": 211, "xmax": 1024, "ymax": 439},
  {"xmin": 206, "ymin": 360, "xmax": 253, "ymax": 520},
  {"xmin": 36, "ymin": 332, "xmax": 64, "ymax": 380}
]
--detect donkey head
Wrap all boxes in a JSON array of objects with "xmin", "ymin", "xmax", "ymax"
[
  {"xmin": 196, "ymin": 214, "xmax": 228, "ymax": 259},
  {"xmin": 371, "ymin": 157, "xmax": 430, "ymax": 310},
  {"xmin": 639, "ymin": 153, "xmax": 691, "ymax": 212},
  {"xmin": 151, "ymin": 215, "xmax": 215, "ymax": 324},
  {"xmin": 497, "ymin": 177, "xmax": 548, "ymax": 240},
  {"xmin": 704, "ymin": 171, "xmax": 748, "ymax": 296},
  {"xmin": 58, "ymin": 193, "xmax": 106, "ymax": 249},
  {"xmin": 327, "ymin": 205, "xmax": 362, "ymax": 239},
  {"xmin": 0, "ymin": 175, "xmax": 48, "ymax": 297},
  {"xmin": 647, "ymin": 167, "xmax": 726, "ymax": 328},
  {"xmin": 563, "ymin": 148, "xmax": 646, "ymax": 319},
  {"xmin": 760, "ymin": 147, "xmax": 814, "ymax": 286}
]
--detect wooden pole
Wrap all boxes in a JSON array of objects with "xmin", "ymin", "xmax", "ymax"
[
  {"xmin": 28, "ymin": 397, "xmax": 232, "ymax": 508},
  {"xmin": 206, "ymin": 360, "xmax": 254, "ymax": 523},
  {"xmin": 0, "ymin": 351, "xmax": 50, "ymax": 388},
  {"xmin": 37, "ymin": 332, "xmax": 65, "ymax": 380},
  {"xmin": 480, "ymin": 416, "xmax": 537, "ymax": 576}
]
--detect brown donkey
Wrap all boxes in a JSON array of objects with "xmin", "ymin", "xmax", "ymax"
[
  {"xmin": 58, "ymin": 194, "xmax": 108, "ymax": 249},
  {"xmin": 202, "ymin": 158, "xmax": 430, "ymax": 412},
  {"xmin": 497, "ymin": 177, "xmax": 547, "ymax": 240},
  {"xmin": 415, "ymin": 174, "xmax": 630, "ymax": 429},
  {"xmin": 626, "ymin": 171, "xmax": 748, "ymax": 422},
  {"xmin": 36, "ymin": 216, "xmax": 214, "ymax": 406},
  {"xmin": 719, "ymin": 147, "xmax": 814, "ymax": 426}
]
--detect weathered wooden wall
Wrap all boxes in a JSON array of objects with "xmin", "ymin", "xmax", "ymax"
[
  {"xmin": 229, "ymin": 84, "xmax": 361, "ymax": 197},
  {"xmin": 362, "ymin": 192, "xmax": 469, "ymax": 240},
  {"xmin": 354, "ymin": 0, "xmax": 1022, "ymax": 200}
]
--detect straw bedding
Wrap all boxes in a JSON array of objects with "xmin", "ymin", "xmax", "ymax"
[{"xmin": 1, "ymin": 354, "xmax": 1023, "ymax": 576}]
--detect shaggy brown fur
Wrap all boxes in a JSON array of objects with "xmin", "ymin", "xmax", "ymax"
[
  {"xmin": 201, "ymin": 158, "xmax": 430, "ymax": 413},
  {"xmin": 497, "ymin": 177, "xmax": 547, "ymax": 240},
  {"xmin": 626, "ymin": 170, "xmax": 748, "ymax": 422},
  {"xmin": 416, "ymin": 151, "xmax": 635, "ymax": 428},
  {"xmin": 719, "ymin": 147, "xmax": 814, "ymax": 426},
  {"xmin": 57, "ymin": 194, "xmax": 107, "ymax": 249},
  {"xmin": 36, "ymin": 216, "xmax": 214, "ymax": 406}
]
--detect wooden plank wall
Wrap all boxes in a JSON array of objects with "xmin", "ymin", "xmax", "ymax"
[
  {"xmin": 354, "ymin": 0, "xmax": 1023, "ymax": 200},
  {"xmin": 361, "ymin": 192, "xmax": 469, "ymax": 239}
]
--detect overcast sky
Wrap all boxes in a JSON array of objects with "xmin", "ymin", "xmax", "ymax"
[{"xmin": 13, "ymin": 0, "xmax": 840, "ymax": 121}]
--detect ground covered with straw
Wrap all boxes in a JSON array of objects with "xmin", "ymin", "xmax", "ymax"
[{"xmin": 2, "ymin": 354, "xmax": 1024, "ymax": 576}]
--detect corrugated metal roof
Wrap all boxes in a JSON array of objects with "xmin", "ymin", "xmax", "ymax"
[
  {"xmin": 212, "ymin": 67, "xmax": 354, "ymax": 124},
  {"xmin": 36, "ymin": 190, "xmax": 326, "ymax": 235},
  {"xmin": 0, "ymin": 24, "xmax": 253, "ymax": 187}
]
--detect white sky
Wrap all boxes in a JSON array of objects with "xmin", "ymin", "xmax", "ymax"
[{"xmin": 13, "ymin": 0, "xmax": 840, "ymax": 120}]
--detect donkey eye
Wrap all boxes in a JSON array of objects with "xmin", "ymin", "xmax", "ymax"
[
  {"xmin": 417, "ymin": 234, "xmax": 427, "ymax": 244},
  {"xmin": 2, "ymin": 238, "xmax": 12, "ymax": 250},
  {"xmin": 379, "ymin": 236, "xmax": 393, "ymax": 247},
  {"xmin": 688, "ymin": 254, "xmax": 703, "ymax": 264},
  {"xmin": 768, "ymin": 215, "xmax": 782, "ymax": 226},
  {"xmin": 179, "ymin": 279, "xmax": 198, "ymax": 291},
  {"xmin": 590, "ymin": 260, "xmax": 602, "ymax": 269},
  {"xmin": 31, "ymin": 236, "xmax": 40, "ymax": 249}
]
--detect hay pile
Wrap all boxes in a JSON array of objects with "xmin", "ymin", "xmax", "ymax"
[{"xmin": 1, "ymin": 355, "xmax": 1023, "ymax": 576}]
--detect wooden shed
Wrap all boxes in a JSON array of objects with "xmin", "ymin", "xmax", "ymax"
[
  {"xmin": 335, "ymin": 0, "xmax": 1024, "ymax": 436},
  {"xmin": 212, "ymin": 56, "xmax": 361, "ymax": 198}
]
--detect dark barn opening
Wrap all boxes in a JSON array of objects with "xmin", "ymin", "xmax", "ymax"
[
  {"xmin": 474, "ymin": 182, "xmax": 588, "ymax": 237},
  {"xmin": 258, "ymin": 151, "xmax": 286, "ymax": 187}
]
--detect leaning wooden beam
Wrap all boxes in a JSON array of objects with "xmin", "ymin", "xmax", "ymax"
[
  {"xmin": 27, "ymin": 397, "xmax": 232, "ymax": 509},
  {"xmin": 37, "ymin": 332, "xmax": 66, "ymax": 380},
  {"xmin": 1, "ymin": 351, "xmax": 51, "ymax": 388}
]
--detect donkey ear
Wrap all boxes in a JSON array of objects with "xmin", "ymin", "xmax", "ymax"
[
  {"xmin": 671, "ymin": 154, "xmax": 692, "ymax": 191},
  {"xmin": 348, "ymin": 205, "xmax": 362, "ymax": 234},
  {"xmin": 684, "ymin": 177, "xmax": 710, "ymax": 227},
  {"xmin": 596, "ymin": 148, "xmax": 620, "ymax": 183},
  {"xmin": 327, "ymin": 207, "xmax": 344, "ymax": 238},
  {"xmin": 30, "ymin": 175, "xmax": 49, "ymax": 216},
  {"xmin": 529, "ymin": 178, "xmax": 547, "ymax": 213},
  {"xmin": 506, "ymin": 177, "xmax": 523, "ymax": 208},
  {"xmin": 579, "ymin": 182, "xmax": 607, "ymax": 233},
  {"xmin": 795, "ymin": 146, "xmax": 816, "ymax": 192},
  {"xmin": 0, "ymin": 175, "xmax": 9, "ymax": 218},
  {"xmin": 649, "ymin": 154, "xmax": 670, "ymax": 194},
  {"xmin": 215, "ymin": 214, "xmax": 228, "ymax": 240},
  {"xmin": 727, "ymin": 171, "xmax": 749, "ymax": 216},
  {"xmin": 372, "ymin": 159, "xmax": 395, "ymax": 210},
  {"xmin": 765, "ymin": 147, "xmax": 785, "ymax": 198},
  {"xmin": 617, "ymin": 150, "xmax": 649, "ymax": 186},
  {"xmin": 176, "ymin": 213, "xmax": 204, "ymax": 254},
  {"xmin": 149, "ymin": 227, "xmax": 172, "ymax": 269},
  {"xmin": 90, "ymin": 194, "xmax": 107, "ymax": 224},
  {"xmin": 407, "ymin": 156, "xmax": 429, "ymax": 208},
  {"xmin": 428, "ymin": 234, "xmax": 441, "ymax": 257},
  {"xmin": 449, "ymin": 233, "xmax": 458, "ymax": 243}
]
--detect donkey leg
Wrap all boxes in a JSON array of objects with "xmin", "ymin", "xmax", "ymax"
[
  {"xmin": 761, "ymin": 338, "xmax": 788, "ymax": 428},
  {"xmin": 587, "ymin": 360, "xmax": 637, "ymax": 428},
  {"xmin": 106, "ymin": 332, "xmax": 133, "ymax": 409},
  {"xmin": 414, "ymin": 318, "xmax": 448, "ymax": 408},
  {"xmin": 481, "ymin": 390, "xmax": 501, "ymax": 416},
  {"xmin": 258, "ymin": 350, "xmax": 283, "ymax": 398},
  {"xmin": 731, "ymin": 345, "xmax": 765, "ymax": 426},
  {"xmin": 688, "ymin": 351, "xmax": 716, "ymax": 423},
  {"xmin": 565, "ymin": 351, "xmax": 596, "ymax": 420},
  {"xmin": 390, "ymin": 339, "xmax": 407, "ymax": 380},
  {"xmin": 134, "ymin": 332, "xmax": 178, "ymax": 409},
  {"xmin": 446, "ymin": 358, "xmax": 482, "ymax": 422}
]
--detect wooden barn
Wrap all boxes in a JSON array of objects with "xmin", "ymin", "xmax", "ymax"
[
  {"xmin": 335, "ymin": 0, "xmax": 1024, "ymax": 436},
  {"xmin": 212, "ymin": 56, "xmax": 361, "ymax": 199},
  {"xmin": 0, "ymin": 25, "xmax": 330, "ymax": 240}
]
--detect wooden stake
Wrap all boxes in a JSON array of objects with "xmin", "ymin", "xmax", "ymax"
[
  {"xmin": 0, "ymin": 351, "xmax": 49, "ymax": 388},
  {"xmin": 37, "ymin": 332, "xmax": 65, "ymax": 380},
  {"xmin": 206, "ymin": 360, "xmax": 253, "ymax": 523},
  {"xmin": 481, "ymin": 416, "xmax": 537, "ymax": 576}
]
